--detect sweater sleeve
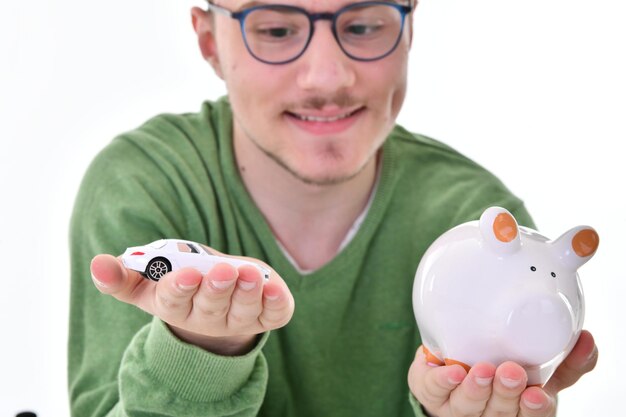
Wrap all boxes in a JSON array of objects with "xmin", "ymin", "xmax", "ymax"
[
  {"xmin": 68, "ymin": 134, "xmax": 269, "ymax": 416},
  {"xmin": 409, "ymin": 392, "xmax": 430, "ymax": 417},
  {"xmin": 116, "ymin": 318, "xmax": 269, "ymax": 416}
]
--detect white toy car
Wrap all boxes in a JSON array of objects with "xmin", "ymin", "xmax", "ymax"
[{"xmin": 122, "ymin": 239, "xmax": 271, "ymax": 281}]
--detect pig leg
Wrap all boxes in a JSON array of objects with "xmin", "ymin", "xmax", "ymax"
[
  {"xmin": 444, "ymin": 358, "xmax": 471, "ymax": 373},
  {"xmin": 423, "ymin": 346, "xmax": 445, "ymax": 366}
]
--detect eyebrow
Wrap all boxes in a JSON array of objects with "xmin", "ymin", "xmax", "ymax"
[{"xmin": 236, "ymin": 1, "xmax": 265, "ymax": 10}]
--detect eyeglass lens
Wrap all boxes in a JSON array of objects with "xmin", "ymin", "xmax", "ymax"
[{"xmin": 242, "ymin": 4, "xmax": 405, "ymax": 63}]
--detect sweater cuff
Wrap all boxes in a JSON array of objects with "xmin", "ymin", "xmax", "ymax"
[
  {"xmin": 409, "ymin": 391, "xmax": 431, "ymax": 417},
  {"xmin": 143, "ymin": 317, "xmax": 269, "ymax": 402}
]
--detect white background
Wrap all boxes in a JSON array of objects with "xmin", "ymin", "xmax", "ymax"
[{"xmin": 1, "ymin": 0, "xmax": 624, "ymax": 415}]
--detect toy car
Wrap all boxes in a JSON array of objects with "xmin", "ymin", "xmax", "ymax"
[{"xmin": 122, "ymin": 239, "xmax": 271, "ymax": 281}]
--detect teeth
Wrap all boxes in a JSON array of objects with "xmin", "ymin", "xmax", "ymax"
[{"xmin": 294, "ymin": 110, "xmax": 355, "ymax": 122}]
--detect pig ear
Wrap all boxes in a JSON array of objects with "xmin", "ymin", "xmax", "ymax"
[
  {"xmin": 479, "ymin": 206, "xmax": 522, "ymax": 254},
  {"xmin": 553, "ymin": 226, "xmax": 599, "ymax": 270}
]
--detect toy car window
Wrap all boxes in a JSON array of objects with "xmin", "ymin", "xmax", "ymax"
[
  {"xmin": 199, "ymin": 245, "xmax": 213, "ymax": 255},
  {"xmin": 177, "ymin": 242, "xmax": 199, "ymax": 254},
  {"xmin": 148, "ymin": 239, "xmax": 167, "ymax": 249},
  {"xmin": 177, "ymin": 243, "xmax": 191, "ymax": 253}
]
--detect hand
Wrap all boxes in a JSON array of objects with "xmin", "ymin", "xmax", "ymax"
[
  {"xmin": 408, "ymin": 330, "xmax": 598, "ymax": 417},
  {"xmin": 90, "ymin": 249, "xmax": 295, "ymax": 355}
]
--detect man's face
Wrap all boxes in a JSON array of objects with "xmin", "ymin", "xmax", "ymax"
[{"xmin": 205, "ymin": 0, "xmax": 412, "ymax": 186}]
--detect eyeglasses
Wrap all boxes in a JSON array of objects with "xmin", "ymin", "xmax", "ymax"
[{"xmin": 206, "ymin": 1, "xmax": 413, "ymax": 64}]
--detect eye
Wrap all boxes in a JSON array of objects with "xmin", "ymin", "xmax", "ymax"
[
  {"xmin": 255, "ymin": 26, "xmax": 296, "ymax": 39},
  {"xmin": 551, "ymin": 272, "xmax": 557, "ymax": 278},
  {"xmin": 344, "ymin": 23, "xmax": 383, "ymax": 36},
  {"xmin": 530, "ymin": 266, "xmax": 537, "ymax": 272}
]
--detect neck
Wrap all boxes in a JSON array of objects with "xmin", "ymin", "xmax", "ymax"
[{"xmin": 233, "ymin": 129, "xmax": 379, "ymax": 271}]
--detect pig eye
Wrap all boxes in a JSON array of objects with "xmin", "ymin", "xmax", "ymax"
[
  {"xmin": 530, "ymin": 266, "xmax": 537, "ymax": 271},
  {"xmin": 551, "ymin": 272, "xmax": 557, "ymax": 278}
]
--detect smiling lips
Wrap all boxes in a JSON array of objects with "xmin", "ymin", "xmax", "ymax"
[{"xmin": 285, "ymin": 107, "xmax": 364, "ymax": 135}]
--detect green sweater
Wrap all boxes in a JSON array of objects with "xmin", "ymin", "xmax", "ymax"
[{"xmin": 68, "ymin": 97, "xmax": 533, "ymax": 417}]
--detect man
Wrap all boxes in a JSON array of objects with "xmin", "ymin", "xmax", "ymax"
[{"xmin": 68, "ymin": 1, "xmax": 598, "ymax": 416}]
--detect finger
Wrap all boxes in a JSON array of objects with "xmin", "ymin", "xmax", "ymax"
[
  {"xmin": 258, "ymin": 281, "xmax": 294, "ymax": 330},
  {"xmin": 200, "ymin": 244, "xmax": 274, "ymax": 271},
  {"xmin": 544, "ymin": 330, "xmax": 598, "ymax": 395},
  {"xmin": 90, "ymin": 254, "xmax": 152, "ymax": 303},
  {"xmin": 153, "ymin": 267, "xmax": 203, "ymax": 324},
  {"xmin": 519, "ymin": 386, "xmax": 557, "ymax": 417},
  {"xmin": 189, "ymin": 262, "xmax": 240, "ymax": 325},
  {"xmin": 482, "ymin": 361, "xmax": 527, "ymax": 417},
  {"xmin": 226, "ymin": 264, "xmax": 265, "ymax": 330},
  {"xmin": 448, "ymin": 362, "xmax": 496, "ymax": 417},
  {"xmin": 409, "ymin": 346, "xmax": 466, "ymax": 412}
]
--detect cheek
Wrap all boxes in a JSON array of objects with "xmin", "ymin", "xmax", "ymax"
[
  {"xmin": 225, "ymin": 64, "xmax": 291, "ymax": 144},
  {"xmin": 223, "ymin": 58, "xmax": 277, "ymax": 118},
  {"xmin": 390, "ymin": 74, "xmax": 408, "ymax": 117},
  {"xmin": 221, "ymin": 44, "xmax": 283, "ymax": 105},
  {"xmin": 387, "ymin": 50, "xmax": 409, "ymax": 117},
  {"xmin": 367, "ymin": 54, "xmax": 408, "ymax": 122}
]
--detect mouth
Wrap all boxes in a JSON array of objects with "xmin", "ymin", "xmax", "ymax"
[
  {"xmin": 287, "ymin": 107, "xmax": 363, "ymax": 122},
  {"xmin": 284, "ymin": 107, "xmax": 365, "ymax": 135}
]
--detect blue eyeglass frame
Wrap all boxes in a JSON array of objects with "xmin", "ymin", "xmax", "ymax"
[{"xmin": 206, "ymin": 1, "xmax": 413, "ymax": 65}]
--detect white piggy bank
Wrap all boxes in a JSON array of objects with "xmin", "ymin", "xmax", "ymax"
[{"xmin": 412, "ymin": 206, "xmax": 599, "ymax": 385}]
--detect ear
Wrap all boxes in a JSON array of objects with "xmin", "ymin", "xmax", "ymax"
[
  {"xmin": 479, "ymin": 206, "xmax": 522, "ymax": 255},
  {"xmin": 191, "ymin": 7, "xmax": 224, "ymax": 79},
  {"xmin": 552, "ymin": 226, "xmax": 599, "ymax": 270}
]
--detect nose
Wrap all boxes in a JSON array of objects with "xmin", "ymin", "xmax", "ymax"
[
  {"xmin": 296, "ymin": 23, "xmax": 356, "ymax": 92},
  {"xmin": 503, "ymin": 295, "xmax": 574, "ymax": 364}
]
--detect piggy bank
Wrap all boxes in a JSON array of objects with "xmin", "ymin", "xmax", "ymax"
[{"xmin": 412, "ymin": 206, "xmax": 599, "ymax": 385}]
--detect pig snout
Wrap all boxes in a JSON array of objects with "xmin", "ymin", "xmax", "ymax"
[{"xmin": 503, "ymin": 294, "xmax": 574, "ymax": 364}]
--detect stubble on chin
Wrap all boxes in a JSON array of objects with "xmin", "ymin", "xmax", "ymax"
[{"xmin": 253, "ymin": 137, "xmax": 366, "ymax": 186}]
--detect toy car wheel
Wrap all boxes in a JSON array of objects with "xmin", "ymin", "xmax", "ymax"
[{"xmin": 145, "ymin": 257, "xmax": 171, "ymax": 281}]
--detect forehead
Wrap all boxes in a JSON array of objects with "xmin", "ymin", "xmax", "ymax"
[{"xmin": 223, "ymin": 0, "xmax": 404, "ymax": 10}]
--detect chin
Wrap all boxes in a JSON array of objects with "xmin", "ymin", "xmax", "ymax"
[
  {"xmin": 284, "ymin": 157, "xmax": 371, "ymax": 187},
  {"xmin": 291, "ymin": 172, "xmax": 360, "ymax": 187}
]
